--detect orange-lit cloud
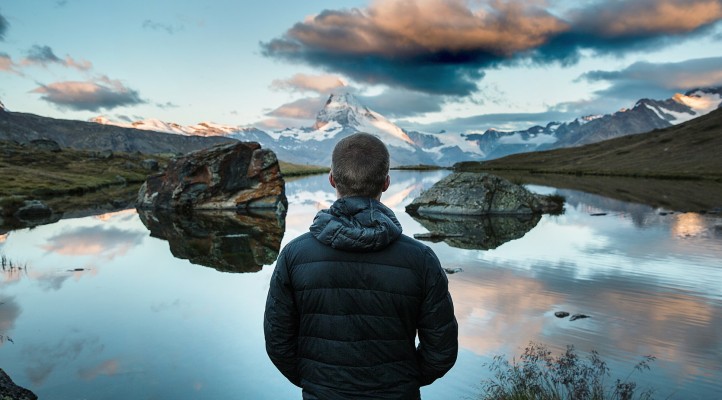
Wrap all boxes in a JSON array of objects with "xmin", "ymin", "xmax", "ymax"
[
  {"xmin": 78, "ymin": 359, "xmax": 119, "ymax": 380},
  {"xmin": 40, "ymin": 226, "xmax": 145, "ymax": 259},
  {"xmin": 271, "ymin": 73, "xmax": 346, "ymax": 94},
  {"xmin": 32, "ymin": 76, "xmax": 144, "ymax": 112},
  {"xmin": 263, "ymin": 0, "xmax": 722, "ymax": 95}
]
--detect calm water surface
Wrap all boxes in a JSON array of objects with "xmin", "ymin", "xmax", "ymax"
[{"xmin": 1, "ymin": 170, "xmax": 721, "ymax": 399}]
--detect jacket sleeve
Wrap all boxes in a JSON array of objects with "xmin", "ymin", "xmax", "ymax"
[
  {"xmin": 416, "ymin": 247, "xmax": 458, "ymax": 386},
  {"xmin": 263, "ymin": 250, "xmax": 301, "ymax": 387}
]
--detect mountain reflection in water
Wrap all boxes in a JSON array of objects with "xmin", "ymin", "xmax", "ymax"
[{"xmin": 137, "ymin": 209, "xmax": 285, "ymax": 273}]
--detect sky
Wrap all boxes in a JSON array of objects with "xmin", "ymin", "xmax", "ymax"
[{"xmin": 1, "ymin": 0, "xmax": 722, "ymax": 133}]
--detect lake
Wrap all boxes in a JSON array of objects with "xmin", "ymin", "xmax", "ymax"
[{"xmin": 1, "ymin": 170, "xmax": 721, "ymax": 399}]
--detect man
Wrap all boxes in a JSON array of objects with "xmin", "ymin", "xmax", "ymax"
[{"xmin": 264, "ymin": 132, "xmax": 458, "ymax": 400}]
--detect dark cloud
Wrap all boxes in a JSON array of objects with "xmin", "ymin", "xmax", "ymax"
[
  {"xmin": 262, "ymin": 0, "xmax": 722, "ymax": 96},
  {"xmin": 32, "ymin": 77, "xmax": 145, "ymax": 112},
  {"xmin": 22, "ymin": 45, "xmax": 92, "ymax": 70},
  {"xmin": 26, "ymin": 45, "xmax": 62, "ymax": 64},
  {"xmin": 0, "ymin": 11, "xmax": 8, "ymax": 41}
]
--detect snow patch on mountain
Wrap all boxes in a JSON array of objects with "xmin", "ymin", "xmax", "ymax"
[{"xmin": 668, "ymin": 91, "xmax": 722, "ymax": 123}]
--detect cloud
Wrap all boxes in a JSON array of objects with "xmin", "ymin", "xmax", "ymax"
[
  {"xmin": 142, "ymin": 19, "xmax": 182, "ymax": 34},
  {"xmin": 359, "ymin": 88, "xmax": 447, "ymax": 118},
  {"xmin": 270, "ymin": 73, "xmax": 346, "ymax": 94},
  {"xmin": 267, "ymin": 96, "xmax": 327, "ymax": 119},
  {"xmin": 0, "ymin": 11, "xmax": 8, "ymax": 41},
  {"xmin": 404, "ymin": 109, "xmax": 573, "ymax": 133},
  {"xmin": 40, "ymin": 225, "xmax": 145, "ymax": 257},
  {"xmin": 31, "ymin": 76, "xmax": 145, "ymax": 112},
  {"xmin": 262, "ymin": 0, "xmax": 722, "ymax": 96},
  {"xmin": 579, "ymin": 56, "xmax": 722, "ymax": 101},
  {"xmin": 21, "ymin": 45, "xmax": 92, "ymax": 71},
  {"xmin": 0, "ymin": 52, "xmax": 22, "ymax": 75},
  {"xmin": 156, "ymin": 101, "xmax": 179, "ymax": 109}
]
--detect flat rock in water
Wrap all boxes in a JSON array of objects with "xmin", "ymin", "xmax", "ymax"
[
  {"xmin": 406, "ymin": 172, "xmax": 563, "ymax": 216},
  {"xmin": 570, "ymin": 313, "xmax": 590, "ymax": 321},
  {"xmin": 554, "ymin": 311, "xmax": 570, "ymax": 318}
]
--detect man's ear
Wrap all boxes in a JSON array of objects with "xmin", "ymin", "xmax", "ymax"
[
  {"xmin": 382, "ymin": 175, "xmax": 390, "ymax": 192},
  {"xmin": 329, "ymin": 172, "xmax": 336, "ymax": 188}
]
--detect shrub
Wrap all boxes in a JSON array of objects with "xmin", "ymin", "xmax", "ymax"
[{"xmin": 480, "ymin": 342, "xmax": 657, "ymax": 400}]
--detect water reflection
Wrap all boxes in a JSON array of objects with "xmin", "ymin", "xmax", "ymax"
[
  {"xmin": 0, "ymin": 171, "xmax": 721, "ymax": 399},
  {"xmin": 137, "ymin": 209, "xmax": 285, "ymax": 273},
  {"xmin": 410, "ymin": 213, "xmax": 541, "ymax": 250}
]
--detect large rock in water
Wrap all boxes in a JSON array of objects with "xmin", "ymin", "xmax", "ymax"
[
  {"xmin": 406, "ymin": 172, "xmax": 563, "ymax": 215},
  {"xmin": 136, "ymin": 142, "xmax": 287, "ymax": 214},
  {"xmin": 0, "ymin": 368, "xmax": 37, "ymax": 400}
]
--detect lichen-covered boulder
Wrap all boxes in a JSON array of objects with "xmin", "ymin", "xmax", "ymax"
[
  {"xmin": 406, "ymin": 172, "xmax": 563, "ymax": 215},
  {"xmin": 136, "ymin": 142, "xmax": 287, "ymax": 214}
]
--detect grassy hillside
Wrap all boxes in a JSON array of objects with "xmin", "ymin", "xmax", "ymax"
[
  {"xmin": 457, "ymin": 107, "xmax": 722, "ymax": 180},
  {"xmin": 279, "ymin": 161, "xmax": 329, "ymax": 176},
  {"xmin": 0, "ymin": 140, "xmax": 329, "ymax": 219}
]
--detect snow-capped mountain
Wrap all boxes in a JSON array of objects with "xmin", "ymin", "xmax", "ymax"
[
  {"xmin": 93, "ymin": 93, "xmax": 480, "ymax": 166},
  {"xmin": 462, "ymin": 87, "xmax": 722, "ymax": 160},
  {"xmin": 90, "ymin": 87, "xmax": 722, "ymax": 165}
]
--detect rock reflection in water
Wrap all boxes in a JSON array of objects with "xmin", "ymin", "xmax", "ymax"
[
  {"xmin": 410, "ymin": 212, "xmax": 541, "ymax": 250},
  {"xmin": 137, "ymin": 209, "xmax": 285, "ymax": 272}
]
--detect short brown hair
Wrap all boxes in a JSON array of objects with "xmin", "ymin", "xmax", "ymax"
[{"xmin": 331, "ymin": 133, "xmax": 390, "ymax": 198}]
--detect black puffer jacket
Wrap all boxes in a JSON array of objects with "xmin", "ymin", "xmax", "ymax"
[{"xmin": 264, "ymin": 197, "xmax": 458, "ymax": 400}]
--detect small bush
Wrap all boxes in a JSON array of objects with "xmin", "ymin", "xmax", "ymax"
[{"xmin": 480, "ymin": 342, "xmax": 657, "ymax": 400}]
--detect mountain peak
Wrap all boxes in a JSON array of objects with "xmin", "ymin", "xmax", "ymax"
[
  {"xmin": 313, "ymin": 92, "xmax": 374, "ymax": 130},
  {"xmin": 0, "ymin": 99, "xmax": 6, "ymax": 112}
]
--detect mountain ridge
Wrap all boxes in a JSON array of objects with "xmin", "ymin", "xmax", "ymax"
[
  {"xmin": 2, "ymin": 88, "xmax": 721, "ymax": 167},
  {"xmin": 457, "ymin": 106, "xmax": 722, "ymax": 180}
]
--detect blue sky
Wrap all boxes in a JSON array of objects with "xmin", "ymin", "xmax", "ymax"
[{"xmin": 1, "ymin": 0, "xmax": 721, "ymax": 133}]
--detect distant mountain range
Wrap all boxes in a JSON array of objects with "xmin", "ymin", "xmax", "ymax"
[
  {"xmin": 2, "ymin": 88, "xmax": 721, "ymax": 166},
  {"xmin": 458, "ymin": 105, "xmax": 722, "ymax": 181}
]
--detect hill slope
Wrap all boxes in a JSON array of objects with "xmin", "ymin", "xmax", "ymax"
[
  {"xmin": 0, "ymin": 109, "xmax": 237, "ymax": 154},
  {"xmin": 456, "ymin": 107, "xmax": 722, "ymax": 180}
]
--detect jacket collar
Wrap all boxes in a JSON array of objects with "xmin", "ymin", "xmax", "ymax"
[{"xmin": 310, "ymin": 196, "xmax": 402, "ymax": 251}]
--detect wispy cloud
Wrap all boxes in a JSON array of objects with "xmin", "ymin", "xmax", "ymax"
[
  {"xmin": 21, "ymin": 45, "xmax": 92, "ymax": 71},
  {"xmin": 579, "ymin": 56, "xmax": 722, "ymax": 101},
  {"xmin": 267, "ymin": 96, "xmax": 326, "ymax": 119},
  {"xmin": 31, "ymin": 76, "xmax": 145, "ymax": 112},
  {"xmin": 0, "ymin": 52, "xmax": 22, "ymax": 75},
  {"xmin": 262, "ymin": 0, "xmax": 722, "ymax": 96},
  {"xmin": 156, "ymin": 101, "xmax": 179, "ymax": 109},
  {"xmin": 403, "ymin": 109, "xmax": 573, "ymax": 133},
  {"xmin": 270, "ymin": 73, "xmax": 346, "ymax": 94},
  {"xmin": 142, "ymin": 19, "xmax": 183, "ymax": 34}
]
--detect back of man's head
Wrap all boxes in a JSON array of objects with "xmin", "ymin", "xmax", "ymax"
[{"xmin": 331, "ymin": 132, "xmax": 390, "ymax": 199}]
